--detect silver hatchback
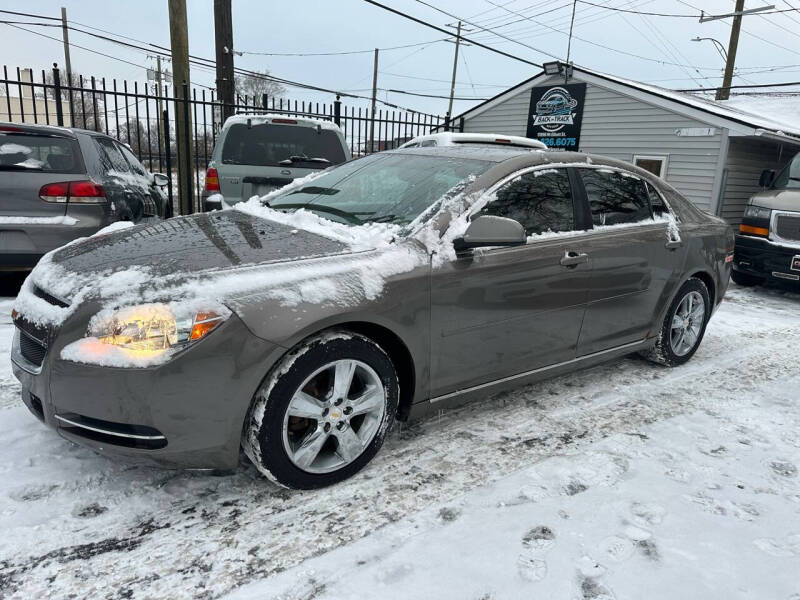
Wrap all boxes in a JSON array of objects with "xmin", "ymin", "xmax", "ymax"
[{"xmin": 203, "ymin": 114, "xmax": 350, "ymax": 209}]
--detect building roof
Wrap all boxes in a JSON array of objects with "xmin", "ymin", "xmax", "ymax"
[{"xmin": 455, "ymin": 64, "xmax": 800, "ymax": 144}]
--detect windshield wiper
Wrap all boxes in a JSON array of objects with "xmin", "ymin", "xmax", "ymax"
[
  {"xmin": 268, "ymin": 202, "xmax": 364, "ymax": 225},
  {"xmin": 278, "ymin": 155, "xmax": 331, "ymax": 166}
]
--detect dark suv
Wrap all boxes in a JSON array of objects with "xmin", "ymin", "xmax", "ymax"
[
  {"xmin": 733, "ymin": 151, "xmax": 800, "ymax": 286},
  {"xmin": 1, "ymin": 122, "xmax": 170, "ymax": 271}
]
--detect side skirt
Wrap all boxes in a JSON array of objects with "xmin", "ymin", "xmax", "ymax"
[{"xmin": 410, "ymin": 338, "xmax": 654, "ymax": 420}]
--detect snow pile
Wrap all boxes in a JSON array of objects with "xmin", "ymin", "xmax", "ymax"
[{"xmin": 0, "ymin": 216, "xmax": 78, "ymax": 225}]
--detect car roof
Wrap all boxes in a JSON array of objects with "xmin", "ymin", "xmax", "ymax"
[
  {"xmin": 401, "ymin": 132, "xmax": 547, "ymax": 150},
  {"xmin": 0, "ymin": 121, "xmax": 115, "ymax": 140},
  {"xmin": 388, "ymin": 145, "xmax": 538, "ymax": 162}
]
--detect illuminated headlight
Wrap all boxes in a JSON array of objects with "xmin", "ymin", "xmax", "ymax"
[
  {"xmin": 744, "ymin": 205, "xmax": 771, "ymax": 220},
  {"xmin": 61, "ymin": 303, "xmax": 229, "ymax": 367}
]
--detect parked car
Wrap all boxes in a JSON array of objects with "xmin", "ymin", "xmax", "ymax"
[
  {"xmin": 732, "ymin": 151, "xmax": 800, "ymax": 286},
  {"xmin": 203, "ymin": 114, "xmax": 351, "ymax": 210},
  {"xmin": 399, "ymin": 132, "xmax": 547, "ymax": 150},
  {"xmin": 11, "ymin": 146, "xmax": 732, "ymax": 489},
  {"xmin": 0, "ymin": 122, "xmax": 169, "ymax": 271}
]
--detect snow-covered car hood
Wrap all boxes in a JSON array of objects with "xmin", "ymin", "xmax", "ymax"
[
  {"xmin": 50, "ymin": 210, "xmax": 350, "ymax": 276},
  {"xmin": 13, "ymin": 208, "xmax": 426, "ymax": 331}
]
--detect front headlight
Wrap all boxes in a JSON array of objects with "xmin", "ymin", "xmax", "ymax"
[
  {"xmin": 744, "ymin": 205, "xmax": 771, "ymax": 220},
  {"xmin": 61, "ymin": 303, "xmax": 229, "ymax": 367}
]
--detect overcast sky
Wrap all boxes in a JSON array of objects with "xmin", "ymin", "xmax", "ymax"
[{"xmin": 1, "ymin": 0, "xmax": 799, "ymax": 116}]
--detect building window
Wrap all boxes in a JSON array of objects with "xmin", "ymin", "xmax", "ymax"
[{"xmin": 633, "ymin": 155, "xmax": 668, "ymax": 178}]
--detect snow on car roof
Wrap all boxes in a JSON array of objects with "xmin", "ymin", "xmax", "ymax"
[
  {"xmin": 223, "ymin": 113, "xmax": 344, "ymax": 132},
  {"xmin": 401, "ymin": 132, "xmax": 547, "ymax": 150}
]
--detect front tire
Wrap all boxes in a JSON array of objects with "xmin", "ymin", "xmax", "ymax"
[
  {"xmin": 243, "ymin": 331, "xmax": 399, "ymax": 489},
  {"xmin": 643, "ymin": 277, "xmax": 711, "ymax": 367},
  {"xmin": 731, "ymin": 269, "xmax": 763, "ymax": 287}
]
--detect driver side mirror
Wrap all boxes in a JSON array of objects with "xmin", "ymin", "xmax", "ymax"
[
  {"xmin": 453, "ymin": 215, "xmax": 526, "ymax": 252},
  {"xmin": 759, "ymin": 169, "xmax": 775, "ymax": 188},
  {"xmin": 152, "ymin": 173, "xmax": 169, "ymax": 187}
]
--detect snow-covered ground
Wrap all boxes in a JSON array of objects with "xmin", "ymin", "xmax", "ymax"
[{"xmin": 0, "ymin": 279, "xmax": 799, "ymax": 599}]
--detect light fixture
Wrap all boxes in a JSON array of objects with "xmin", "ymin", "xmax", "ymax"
[{"xmin": 542, "ymin": 61, "xmax": 563, "ymax": 75}]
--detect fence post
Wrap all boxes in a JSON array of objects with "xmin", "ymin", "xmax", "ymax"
[
  {"xmin": 181, "ymin": 82, "xmax": 193, "ymax": 215},
  {"xmin": 52, "ymin": 63, "xmax": 64, "ymax": 127},
  {"xmin": 459, "ymin": 116, "xmax": 465, "ymax": 132},
  {"xmin": 163, "ymin": 108, "xmax": 174, "ymax": 218},
  {"xmin": 262, "ymin": 93, "xmax": 268, "ymax": 111},
  {"xmin": 333, "ymin": 95, "xmax": 341, "ymax": 126}
]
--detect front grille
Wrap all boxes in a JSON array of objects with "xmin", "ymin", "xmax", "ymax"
[
  {"xmin": 32, "ymin": 285, "xmax": 69, "ymax": 308},
  {"xmin": 19, "ymin": 331, "xmax": 47, "ymax": 366},
  {"xmin": 775, "ymin": 214, "xmax": 800, "ymax": 242}
]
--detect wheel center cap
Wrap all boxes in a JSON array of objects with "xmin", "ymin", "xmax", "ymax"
[{"xmin": 331, "ymin": 410, "xmax": 341, "ymax": 420}]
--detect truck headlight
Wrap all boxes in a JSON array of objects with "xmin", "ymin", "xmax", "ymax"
[
  {"xmin": 743, "ymin": 205, "xmax": 771, "ymax": 220},
  {"xmin": 61, "ymin": 303, "xmax": 229, "ymax": 367}
]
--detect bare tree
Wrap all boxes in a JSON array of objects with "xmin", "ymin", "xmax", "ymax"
[
  {"xmin": 39, "ymin": 71, "xmax": 106, "ymax": 131},
  {"xmin": 234, "ymin": 70, "xmax": 285, "ymax": 107}
]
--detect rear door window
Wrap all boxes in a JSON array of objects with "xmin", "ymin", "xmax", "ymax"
[
  {"xmin": 0, "ymin": 133, "xmax": 82, "ymax": 173},
  {"xmin": 478, "ymin": 168, "xmax": 576, "ymax": 236},
  {"xmin": 94, "ymin": 137, "xmax": 131, "ymax": 174},
  {"xmin": 579, "ymin": 168, "xmax": 652, "ymax": 226},
  {"xmin": 221, "ymin": 123, "xmax": 346, "ymax": 167},
  {"xmin": 116, "ymin": 142, "xmax": 149, "ymax": 178}
]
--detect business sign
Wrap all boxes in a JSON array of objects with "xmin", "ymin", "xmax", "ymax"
[{"xmin": 526, "ymin": 83, "xmax": 586, "ymax": 150}]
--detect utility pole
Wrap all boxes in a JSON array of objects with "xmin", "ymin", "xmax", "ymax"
[
  {"xmin": 60, "ymin": 7, "xmax": 72, "ymax": 87},
  {"xmin": 369, "ymin": 48, "xmax": 378, "ymax": 153},
  {"xmin": 446, "ymin": 20, "xmax": 462, "ymax": 128},
  {"xmin": 155, "ymin": 55, "xmax": 165, "ymax": 163},
  {"xmin": 718, "ymin": 0, "xmax": 744, "ymax": 100},
  {"xmin": 214, "ymin": 0, "xmax": 235, "ymax": 122},
  {"xmin": 699, "ymin": 1, "xmax": 775, "ymax": 101},
  {"xmin": 168, "ymin": 0, "xmax": 194, "ymax": 215}
]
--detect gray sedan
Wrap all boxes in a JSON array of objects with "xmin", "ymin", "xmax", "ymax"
[{"xmin": 11, "ymin": 147, "xmax": 733, "ymax": 489}]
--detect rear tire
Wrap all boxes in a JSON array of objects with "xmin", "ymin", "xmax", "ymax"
[
  {"xmin": 643, "ymin": 277, "xmax": 711, "ymax": 367},
  {"xmin": 731, "ymin": 269, "xmax": 763, "ymax": 287},
  {"xmin": 242, "ymin": 331, "xmax": 398, "ymax": 489}
]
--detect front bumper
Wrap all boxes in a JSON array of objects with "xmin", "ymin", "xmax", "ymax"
[
  {"xmin": 733, "ymin": 234, "xmax": 800, "ymax": 282},
  {"xmin": 11, "ymin": 311, "xmax": 285, "ymax": 470}
]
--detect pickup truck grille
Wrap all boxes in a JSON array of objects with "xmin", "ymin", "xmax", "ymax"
[{"xmin": 775, "ymin": 213, "xmax": 800, "ymax": 242}]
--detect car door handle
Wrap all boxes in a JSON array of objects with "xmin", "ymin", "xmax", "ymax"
[
  {"xmin": 560, "ymin": 251, "xmax": 589, "ymax": 267},
  {"xmin": 665, "ymin": 240, "xmax": 683, "ymax": 250}
]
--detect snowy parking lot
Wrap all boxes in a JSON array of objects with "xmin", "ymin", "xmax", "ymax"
[{"xmin": 1, "ymin": 278, "xmax": 799, "ymax": 600}]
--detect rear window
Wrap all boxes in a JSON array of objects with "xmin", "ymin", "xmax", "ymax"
[
  {"xmin": 0, "ymin": 133, "xmax": 82, "ymax": 173},
  {"xmin": 221, "ymin": 123, "xmax": 346, "ymax": 167}
]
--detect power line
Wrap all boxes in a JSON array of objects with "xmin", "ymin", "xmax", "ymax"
[
  {"xmin": 238, "ymin": 38, "xmax": 448, "ymax": 57},
  {"xmin": 412, "ymin": 0, "xmax": 562, "ymax": 61},
  {"xmin": 476, "ymin": 0, "xmax": 719, "ymax": 70},
  {"xmin": 0, "ymin": 9, "xmax": 59, "ymax": 21},
  {"xmin": 677, "ymin": 80, "xmax": 800, "ymax": 92},
  {"xmin": 361, "ymin": 0, "xmax": 544, "ymax": 67},
  {"xmin": 574, "ymin": 1, "xmax": 799, "ymax": 18}
]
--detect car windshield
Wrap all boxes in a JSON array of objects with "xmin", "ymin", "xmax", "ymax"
[
  {"xmin": 221, "ymin": 122, "xmax": 346, "ymax": 168},
  {"xmin": 267, "ymin": 153, "xmax": 493, "ymax": 226},
  {"xmin": 0, "ymin": 133, "xmax": 82, "ymax": 172},
  {"xmin": 773, "ymin": 153, "xmax": 800, "ymax": 190}
]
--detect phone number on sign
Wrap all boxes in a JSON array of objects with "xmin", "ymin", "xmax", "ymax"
[{"xmin": 539, "ymin": 137, "xmax": 577, "ymax": 147}]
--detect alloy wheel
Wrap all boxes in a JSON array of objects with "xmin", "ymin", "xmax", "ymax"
[
  {"xmin": 281, "ymin": 359, "xmax": 386, "ymax": 474},
  {"xmin": 669, "ymin": 290, "xmax": 705, "ymax": 357}
]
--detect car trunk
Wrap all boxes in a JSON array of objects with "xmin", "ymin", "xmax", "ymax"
[{"xmin": 0, "ymin": 132, "xmax": 86, "ymax": 218}]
